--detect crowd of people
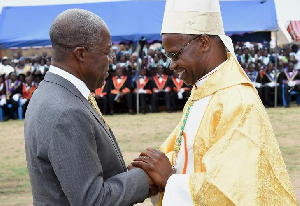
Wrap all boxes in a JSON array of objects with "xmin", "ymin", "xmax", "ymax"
[{"xmin": 0, "ymin": 41, "xmax": 300, "ymax": 121}]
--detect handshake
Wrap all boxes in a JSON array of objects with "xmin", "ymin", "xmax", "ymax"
[{"xmin": 128, "ymin": 147, "xmax": 173, "ymax": 197}]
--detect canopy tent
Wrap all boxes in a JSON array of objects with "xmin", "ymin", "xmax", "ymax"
[
  {"xmin": 287, "ymin": 21, "xmax": 300, "ymax": 42},
  {"xmin": 0, "ymin": 0, "xmax": 277, "ymax": 48}
]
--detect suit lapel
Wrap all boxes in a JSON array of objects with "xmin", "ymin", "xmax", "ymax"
[
  {"xmin": 43, "ymin": 73, "xmax": 108, "ymax": 134},
  {"xmin": 43, "ymin": 72, "xmax": 126, "ymax": 171}
]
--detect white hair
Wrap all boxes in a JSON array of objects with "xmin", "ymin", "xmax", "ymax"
[{"xmin": 50, "ymin": 9, "xmax": 109, "ymax": 60}]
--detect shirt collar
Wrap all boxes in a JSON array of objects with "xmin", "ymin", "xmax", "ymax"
[
  {"xmin": 195, "ymin": 59, "xmax": 227, "ymax": 88},
  {"xmin": 49, "ymin": 65, "xmax": 90, "ymax": 100}
]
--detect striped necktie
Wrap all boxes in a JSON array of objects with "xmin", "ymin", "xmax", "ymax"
[{"xmin": 88, "ymin": 93, "xmax": 110, "ymax": 130}]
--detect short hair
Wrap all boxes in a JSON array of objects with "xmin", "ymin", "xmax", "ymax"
[
  {"xmin": 49, "ymin": 9, "xmax": 109, "ymax": 61},
  {"xmin": 292, "ymin": 44, "xmax": 299, "ymax": 51}
]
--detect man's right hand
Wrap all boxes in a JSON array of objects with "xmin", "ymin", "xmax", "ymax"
[
  {"xmin": 127, "ymin": 163, "xmax": 159, "ymax": 197},
  {"xmin": 131, "ymin": 147, "xmax": 173, "ymax": 192}
]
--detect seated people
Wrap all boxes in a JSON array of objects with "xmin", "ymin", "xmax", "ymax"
[
  {"xmin": 246, "ymin": 63, "xmax": 263, "ymax": 101},
  {"xmin": 93, "ymin": 80, "xmax": 109, "ymax": 115},
  {"xmin": 0, "ymin": 72, "xmax": 22, "ymax": 120},
  {"xmin": 262, "ymin": 62, "xmax": 281, "ymax": 107},
  {"xmin": 0, "ymin": 57, "xmax": 14, "ymax": 78},
  {"xmin": 278, "ymin": 62, "xmax": 300, "ymax": 107},
  {"xmin": 169, "ymin": 70, "xmax": 191, "ymax": 110},
  {"xmin": 108, "ymin": 67, "xmax": 133, "ymax": 115},
  {"xmin": 18, "ymin": 73, "xmax": 26, "ymax": 83},
  {"xmin": 133, "ymin": 68, "xmax": 152, "ymax": 114},
  {"xmin": 0, "ymin": 75, "xmax": 4, "ymax": 96},
  {"xmin": 21, "ymin": 76, "xmax": 37, "ymax": 116},
  {"xmin": 15, "ymin": 57, "xmax": 26, "ymax": 75},
  {"xmin": 151, "ymin": 66, "xmax": 172, "ymax": 113}
]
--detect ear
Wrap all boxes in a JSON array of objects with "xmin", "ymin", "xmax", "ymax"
[
  {"xmin": 199, "ymin": 35, "xmax": 211, "ymax": 52},
  {"xmin": 74, "ymin": 47, "xmax": 87, "ymax": 63}
]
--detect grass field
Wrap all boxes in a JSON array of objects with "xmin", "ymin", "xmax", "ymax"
[{"xmin": 0, "ymin": 106, "xmax": 299, "ymax": 205}]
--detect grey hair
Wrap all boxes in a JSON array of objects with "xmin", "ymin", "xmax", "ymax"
[{"xmin": 49, "ymin": 9, "xmax": 109, "ymax": 61}]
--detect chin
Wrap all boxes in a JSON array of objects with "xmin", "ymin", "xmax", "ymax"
[
  {"xmin": 98, "ymin": 80, "xmax": 105, "ymax": 88},
  {"xmin": 96, "ymin": 83, "xmax": 103, "ymax": 89},
  {"xmin": 183, "ymin": 78, "xmax": 194, "ymax": 86},
  {"xmin": 183, "ymin": 80, "xmax": 192, "ymax": 86}
]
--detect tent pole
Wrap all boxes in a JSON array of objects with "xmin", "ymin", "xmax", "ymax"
[
  {"xmin": 136, "ymin": 40, "xmax": 140, "ymax": 114},
  {"xmin": 274, "ymin": 30, "xmax": 279, "ymax": 107}
]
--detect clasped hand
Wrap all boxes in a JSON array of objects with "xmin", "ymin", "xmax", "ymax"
[{"xmin": 128, "ymin": 147, "xmax": 173, "ymax": 197}]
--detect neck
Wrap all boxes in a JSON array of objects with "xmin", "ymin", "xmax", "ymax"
[
  {"xmin": 52, "ymin": 61, "xmax": 82, "ymax": 81},
  {"xmin": 203, "ymin": 51, "xmax": 227, "ymax": 78},
  {"xmin": 52, "ymin": 60, "xmax": 90, "ymax": 90}
]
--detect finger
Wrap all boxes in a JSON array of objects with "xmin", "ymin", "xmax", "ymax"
[
  {"xmin": 131, "ymin": 161, "xmax": 151, "ymax": 171},
  {"xmin": 146, "ymin": 147, "xmax": 163, "ymax": 157},
  {"xmin": 132, "ymin": 159, "xmax": 155, "ymax": 173},
  {"xmin": 139, "ymin": 150, "xmax": 155, "ymax": 158},
  {"xmin": 133, "ymin": 156, "xmax": 150, "ymax": 163},
  {"xmin": 146, "ymin": 147, "xmax": 157, "ymax": 153}
]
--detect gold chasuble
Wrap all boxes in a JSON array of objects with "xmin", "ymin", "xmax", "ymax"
[{"xmin": 157, "ymin": 53, "xmax": 297, "ymax": 205}]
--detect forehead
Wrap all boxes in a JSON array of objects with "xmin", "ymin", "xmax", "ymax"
[
  {"xmin": 162, "ymin": 34, "xmax": 190, "ymax": 51},
  {"xmin": 98, "ymin": 28, "xmax": 112, "ymax": 48}
]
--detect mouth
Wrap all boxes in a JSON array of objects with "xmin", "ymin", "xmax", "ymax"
[{"xmin": 177, "ymin": 70, "xmax": 185, "ymax": 79}]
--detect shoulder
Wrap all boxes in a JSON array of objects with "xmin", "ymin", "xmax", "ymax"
[
  {"xmin": 212, "ymin": 84, "xmax": 263, "ymax": 114},
  {"xmin": 27, "ymin": 80, "xmax": 92, "ymax": 124}
]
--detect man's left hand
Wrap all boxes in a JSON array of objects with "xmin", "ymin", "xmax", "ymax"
[{"xmin": 127, "ymin": 163, "xmax": 159, "ymax": 197}]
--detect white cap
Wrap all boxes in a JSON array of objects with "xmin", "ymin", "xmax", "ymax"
[{"xmin": 161, "ymin": 0, "xmax": 235, "ymax": 55}]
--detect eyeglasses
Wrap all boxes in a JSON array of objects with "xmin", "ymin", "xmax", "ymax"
[{"xmin": 165, "ymin": 35, "xmax": 201, "ymax": 61}]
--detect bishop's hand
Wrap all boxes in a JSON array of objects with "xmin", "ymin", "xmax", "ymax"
[{"xmin": 131, "ymin": 147, "xmax": 173, "ymax": 192}]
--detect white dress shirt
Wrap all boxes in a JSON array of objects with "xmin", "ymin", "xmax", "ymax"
[
  {"xmin": 294, "ymin": 49, "xmax": 300, "ymax": 70},
  {"xmin": 48, "ymin": 65, "xmax": 90, "ymax": 100}
]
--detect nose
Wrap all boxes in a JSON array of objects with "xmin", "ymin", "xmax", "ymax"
[{"xmin": 169, "ymin": 60, "xmax": 178, "ymax": 70}]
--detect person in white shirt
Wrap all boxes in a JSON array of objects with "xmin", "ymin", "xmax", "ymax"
[
  {"xmin": 292, "ymin": 44, "xmax": 300, "ymax": 70},
  {"xmin": 0, "ymin": 57, "xmax": 15, "ymax": 78},
  {"xmin": 25, "ymin": 8, "xmax": 171, "ymax": 205}
]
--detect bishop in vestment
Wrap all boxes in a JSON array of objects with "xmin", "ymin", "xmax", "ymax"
[{"xmin": 132, "ymin": 0, "xmax": 297, "ymax": 205}]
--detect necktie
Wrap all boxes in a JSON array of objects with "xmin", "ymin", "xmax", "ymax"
[{"xmin": 88, "ymin": 93, "xmax": 110, "ymax": 130}]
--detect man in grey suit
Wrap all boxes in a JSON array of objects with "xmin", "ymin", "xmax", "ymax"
[{"xmin": 25, "ymin": 9, "xmax": 172, "ymax": 205}]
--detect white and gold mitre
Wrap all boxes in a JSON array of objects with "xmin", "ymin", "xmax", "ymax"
[{"xmin": 161, "ymin": 0, "xmax": 235, "ymax": 55}]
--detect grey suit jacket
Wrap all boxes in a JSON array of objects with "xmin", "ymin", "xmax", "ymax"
[{"xmin": 25, "ymin": 72, "xmax": 149, "ymax": 206}]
